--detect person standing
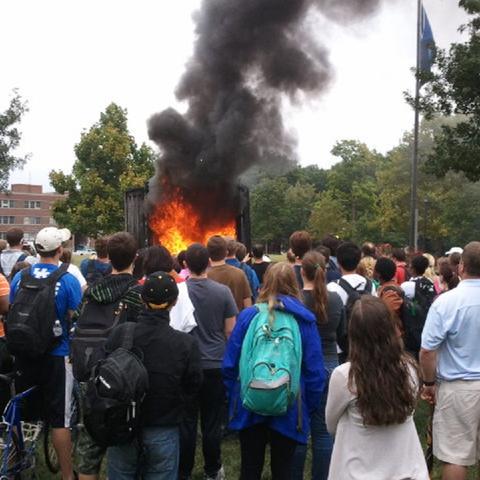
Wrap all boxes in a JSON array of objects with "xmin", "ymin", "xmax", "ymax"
[
  {"xmin": 207, "ymin": 236, "xmax": 252, "ymax": 312},
  {"xmin": 223, "ymin": 262, "xmax": 325, "ymax": 480},
  {"xmin": 291, "ymin": 252, "xmax": 345, "ymax": 480},
  {"xmin": 0, "ymin": 227, "xmax": 36, "ymax": 278},
  {"xmin": 106, "ymin": 272, "xmax": 203, "ymax": 480},
  {"xmin": 250, "ymin": 244, "xmax": 270, "ymax": 286},
  {"xmin": 9, "ymin": 227, "xmax": 82, "ymax": 480},
  {"xmin": 179, "ymin": 244, "xmax": 238, "ymax": 480},
  {"xmin": 420, "ymin": 242, "xmax": 480, "ymax": 480},
  {"xmin": 326, "ymin": 296, "xmax": 428, "ymax": 480},
  {"xmin": 289, "ymin": 230, "xmax": 312, "ymax": 289},
  {"xmin": 80, "ymin": 237, "xmax": 112, "ymax": 286}
]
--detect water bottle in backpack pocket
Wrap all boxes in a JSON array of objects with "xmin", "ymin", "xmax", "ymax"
[{"xmin": 239, "ymin": 302, "xmax": 302, "ymax": 416}]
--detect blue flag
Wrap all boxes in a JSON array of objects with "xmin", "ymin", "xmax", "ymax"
[{"xmin": 420, "ymin": 5, "xmax": 435, "ymax": 74}]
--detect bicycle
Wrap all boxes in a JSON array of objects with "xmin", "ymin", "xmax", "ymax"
[{"xmin": 0, "ymin": 372, "xmax": 42, "ymax": 479}]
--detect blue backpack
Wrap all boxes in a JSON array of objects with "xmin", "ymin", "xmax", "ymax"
[{"xmin": 239, "ymin": 302, "xmax": 302, "ymax": 416}]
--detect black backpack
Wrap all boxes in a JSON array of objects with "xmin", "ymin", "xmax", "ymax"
[
  {"xmin": 85, "ymin": 260, "xmax": 112, "ymax": 287},
  {"xmin": 383, "ymin": 279, "xmax": 435, "ymax": 358},
  {"xmin": 71, "ymin": 283, "xmax": 135, "ymax": 382},
  {"xmin": 337, "ymin": 277, "xmax": 373, "ymax": 362},
  {"xmin": 6, "ymin": 264, "xmax": 69, "ymax": 358},
  {"xmin": 83, "ymin": 322, "xmax": 149, "ymax": 448}
]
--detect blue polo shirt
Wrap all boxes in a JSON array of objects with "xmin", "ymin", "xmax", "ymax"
[
  {"xmin": 421, "ymin": 279, "xmax": 480, "ymax": 381},
  {"xmin": 10, "ymin": 263, "xmax": 82, "ymax": 357}
]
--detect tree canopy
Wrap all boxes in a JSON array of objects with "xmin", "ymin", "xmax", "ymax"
[
  {"xmin": 50, "ymin": 103, "xmax": 155, "ymax": 237},
  {"xmin": 0, "ymin": 91, "xmax": 29, "ymax": 191},
  {"xmin": 420, "ymin": 1, "xmax": 480, "ymax": 180}
]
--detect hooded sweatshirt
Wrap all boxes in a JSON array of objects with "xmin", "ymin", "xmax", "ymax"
[{"xmin": 80, "ymin": 273, "xmax": 143, "ymax": 323}]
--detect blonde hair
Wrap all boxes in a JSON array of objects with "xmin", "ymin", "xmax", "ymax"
[
  {"xmin": 257, "ymin": 262, "xmax": 300, "ymax": 325},
  {"xmin": 423, "ymin": 253, "xmax": 436, "ymax": 281},
  {"xmin": 357, "ymin": 256, "xmax": 376, "ymax": 280}
]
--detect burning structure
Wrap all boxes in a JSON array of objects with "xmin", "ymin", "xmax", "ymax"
[{"xmin": 139, "ymin": 0, "xmax": 391, "ymax": 252}]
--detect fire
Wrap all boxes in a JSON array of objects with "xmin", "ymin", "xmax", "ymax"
[{"xmin": 149, "ymin": 190, "xmax": 236, "ymax": 254}]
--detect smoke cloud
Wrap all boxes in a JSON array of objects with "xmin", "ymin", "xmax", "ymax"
[{"xmin": 148, "ymin": 0, "xmax": 389, "ymax": 207}]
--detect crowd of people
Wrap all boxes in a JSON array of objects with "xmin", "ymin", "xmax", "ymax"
[{"xmin": 0, "ymin": 225, "xmax": 479, "ymax": 480}]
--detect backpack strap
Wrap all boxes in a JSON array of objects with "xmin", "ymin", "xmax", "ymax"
[
  {"xmin": 338, "ymin": 278, "xmax": 363, "ymax": 295},
  {"xmin": 0, "ymin": 253, "xmax": 4, "ymax": 278},
  {"xmin": 120, "ymin": 322, "xmax": 137, "ymax": 351},
  {"xmin": 46, "ymin": 263, "xmax": 70, "ymax": 286},
  {"xmin": 16, "ymin": 253, "xmax": 27, "ymax": 263}
]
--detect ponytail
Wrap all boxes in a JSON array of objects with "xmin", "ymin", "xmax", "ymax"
[{"xmin": 302, "ymin": 251, "xmax": 328, "ymax": 325}]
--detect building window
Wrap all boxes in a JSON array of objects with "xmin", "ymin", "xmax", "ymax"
[
  {"xmin": 24, "ymin": 201, "xmax": 41, "ymax": 209},
  {"xmin": 1, "ymin": 200, "xmax": 14, "ymax": 208},
  {"xmin": 0, "ymin": 216, "xmax": 15, "ymax": 225},
  {"xmin": 23, "ymin": 217, "xmax": 41, "ymax": 225}
]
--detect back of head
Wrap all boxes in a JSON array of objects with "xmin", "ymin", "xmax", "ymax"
[
  {"xmin": 321, "ymin": 234, "xmax": 341, "ymax": 257},
  {"xmin": 348, "ymin": 296, "xmax": 416, "ymax": 426},
  {"xmin": 361, "ymin": 242, "xmax": 376, "ymax": 259},
  {"xmin": 94, "ymin": 237, "xmax": 109, "ymax": 259},
  {"xmin": 226, "ymin": 239, "xmax": 237, "ymax": 258},
  {"xmin": 6, "ymin": 228, "xmax": 24, "ymax": 248},
  {"xmin": 252, "ymin": 243, "xmax": 264, "ymax": 260},
  {"xmin": 438, "ymin": 258, "xmax": 459, "ymax": 289},
  {"xmin": 177, "ymin": 250, "xmax": 187, "ymax": 269},
  {"xmin": 141, "ymin": 271, "xmax": 179, "ymax": 310},
  {"xmin": 257, "ymin": 262, "xmax": 300, "ymax": 303},
  {"xmin": 314, "ymin": 245, "xmax": 331, "ymax": 263},
  {"xmin": 0, "ymin": 239, "xmax": 7, "ymax": 252},
  {"xmin": 186, "ymin": 243, "xmax": 209, "ymax": 275},
  {"xmin": 411, "ymin": 255, "xmax": 429, "ymax": 277},
  {"xmin": 462, "ymin": 242, "xmax": 480, "ymax": 278},
  {"xmin": 207, "ymin": 235, "xmax": 227, "ymax": 262},
  {"xmin": 235, "ymin": 242, "xmax": 247, "ymax": 262},
  {"xmin": 423, "ymin": 253, "xmax": 436, "ymax": 281},
  {"xmin": 60, "ymin": 248, "xmax": 72, "ymax": 264},
  {"xmin": 302, "ymin": 251, "xmax": 327, "ymax": 323},
  {"xmin": 289, "ymin": 230, "xmax": 312, "ymax": 260},
  {"xmin": 10, "ymin": 260, "xmax": 30, "ymax": 279},
  {"xmin": 392, "ymin": 247, "xmax": 406, "ymax": 263},
  {"xmin": 449, "ymin": 252, "xmax": 462, "ymax": 268},
  {"xmin": 336, "ymin": 242, "xmax": 361, "ymax": 272},
  {"xmin": 374, "ymin": 257, "xmax": 397, "ymax": 283},
  {"xmin": 357, "ymin": 256, "xmax": 376, "ymax": 280},
  {"xmin": 143, "ymin": 245, "xmax": 173, "ymax": 276},
  {"xmin": 107, "ymin": 232, "xmax": 138, "ymax": 271}
]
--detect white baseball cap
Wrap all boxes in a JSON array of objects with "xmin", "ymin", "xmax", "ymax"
[
  {"xmin": 35, "ymin": 227, "xmax": 71, "ymax": 253},
  {"xmin": 445, "ymin": 247, "xmax": 463, "ymax": 256}
]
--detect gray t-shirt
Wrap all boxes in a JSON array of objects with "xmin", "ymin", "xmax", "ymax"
[
  {"xmin": 0, "ymin": 250, "xmax": 36, "ymax": 277},
  {"xmin": 187, "ymin": 278, "xmax": 238, "ymax": 369}
]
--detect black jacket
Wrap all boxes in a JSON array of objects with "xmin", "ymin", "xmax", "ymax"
[{"xmin": 105, "ymin": 309, "xmax": 203, "ymax": 427}]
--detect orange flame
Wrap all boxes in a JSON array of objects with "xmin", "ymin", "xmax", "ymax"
[{"xmin": 149, "ymin": 190, "xmax": 236, "ymax": 254}]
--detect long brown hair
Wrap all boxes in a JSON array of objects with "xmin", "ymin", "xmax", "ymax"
[
  {"xmin": 301, "ymin": 251, "xmax": 328, "ymax": 324},
  {"xmin": 257, "ymin": 262, "xmax": 300, "ymax": 324},
  {"xmin": 348, "ymin": 296, "xmax": 418, "ymax": 426}
]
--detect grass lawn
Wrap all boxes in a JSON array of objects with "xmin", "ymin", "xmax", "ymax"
[{"xmin": 32, "ymin": 400, "xmax": 479, "ymax": 478}]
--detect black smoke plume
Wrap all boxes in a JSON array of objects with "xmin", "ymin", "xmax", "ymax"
[{"xmin": 147, "ymin": 0, "xmax": 388, "ymax": 212}]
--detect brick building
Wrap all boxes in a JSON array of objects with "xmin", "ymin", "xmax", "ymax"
[{"xmin": 0, "ymin": 184, "xmax": 65, "ymax": 242}]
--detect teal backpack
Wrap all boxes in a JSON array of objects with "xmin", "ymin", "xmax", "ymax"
[{"xmin": 239, "ymin": 302, "xmax": 303, "ymax": 416}]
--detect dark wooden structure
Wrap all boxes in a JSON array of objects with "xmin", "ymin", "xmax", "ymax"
[{"xmin": 124, "ymin": 185, "xmax": 251, "ymax": 250}]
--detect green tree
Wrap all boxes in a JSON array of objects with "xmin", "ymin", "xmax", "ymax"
[
  {"xmin": 308, "ymin": 191, "xmax": 349, "ymax": 240},
  {"xmin": 50, "ymin": 103, "xmax": 155, "ymax": 237},
  {"xmin": 251, "ymin": 177, "xmax": 289, "ymax": 247},
  {"xmin": 282, "ymin": 182, "xmax": 319, "ymax": 236},
  {"xmin": 326, "ymin": 140, "xmax": 384, "ymax": 241},
  {"xmin": 419, "ymin": 1, "xmax": 480, "ymax": 180},
  {"xmin": 0, "ymin": 90, "xmax": 29, "ymax": 191}
]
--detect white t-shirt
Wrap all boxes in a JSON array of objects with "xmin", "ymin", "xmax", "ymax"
[
  {"xmin": 327, "ymin": 274, "xmax": 377, "ymax": 306},
  {"xmin": 169, "ymin": 282, "xmax": 196, "ymax": 333},
  {"xmin": 59, "ymin": 262, "xmax": 87, "ymax": 290}
]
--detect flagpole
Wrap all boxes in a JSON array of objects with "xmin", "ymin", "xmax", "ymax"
[{"xmin": 409, "ymin": 0, "xmax": 422, "ymax": 251}]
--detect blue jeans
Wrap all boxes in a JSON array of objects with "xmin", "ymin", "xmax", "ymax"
[
  {"xmin": 107, "ymin": 426, "xmax": 179, "ymax": 480},
  {"xmin": 291, "ymin": 358, "xmax": 338, "ymax": 480}
]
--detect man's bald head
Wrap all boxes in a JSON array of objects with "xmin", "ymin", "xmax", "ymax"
[{"xmin": 462, "ymin": 242, "xmax": 480, "ymax": 277}]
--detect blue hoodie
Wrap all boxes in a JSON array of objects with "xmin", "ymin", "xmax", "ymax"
[{"xmin": 222, "ymin": 295, "xmax": 325, "ymax": 444}]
